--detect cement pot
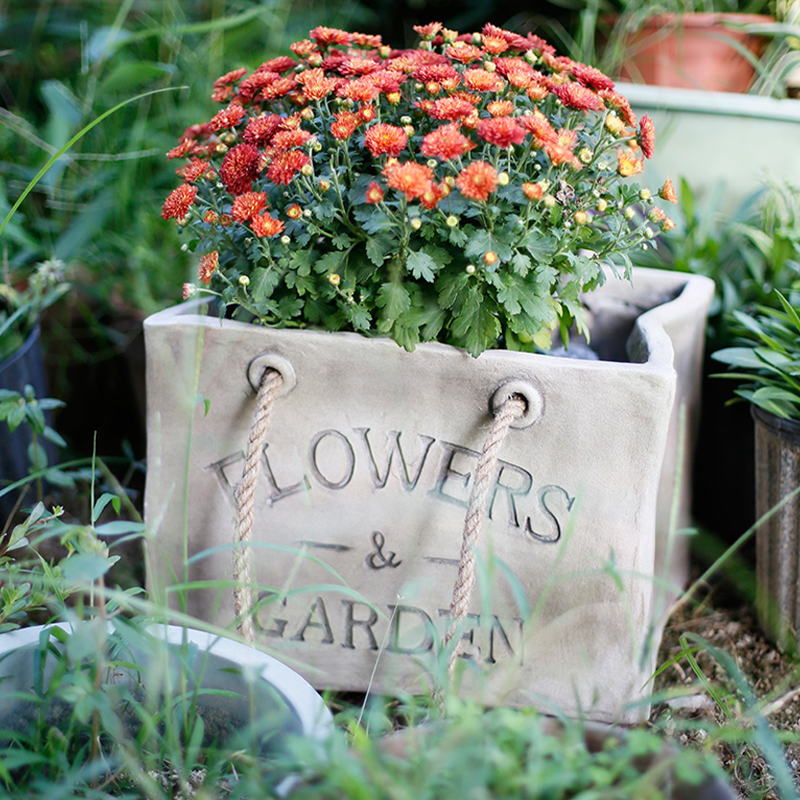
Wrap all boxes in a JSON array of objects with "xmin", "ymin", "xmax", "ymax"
[
  {"xmin": 143, "ymin": 267, "xmax": 713, "ymax": 724},
  {"xmin": 753, "ymin": 407, "xmax": 800, "ymax": 653},
  {"xmin": 0, "ymin": 622, "xmax": 333, "ymax": 771}
]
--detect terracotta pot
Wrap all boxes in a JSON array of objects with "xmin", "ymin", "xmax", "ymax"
[
  {"xmin": 619, "ymin": 13, "xmax": 774, "ymax": 93},
  {"xmin": 143, "ymin": 268, "xmax": 713, "ymax": 724}
]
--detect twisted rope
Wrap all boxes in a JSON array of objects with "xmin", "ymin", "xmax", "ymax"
[
  {"xmin": 234, "ymin": 368, "xmax": 283, "ymax": 643},
  {"xmin": 444, "ymin": 393, "xmax": 526, "ymax": 679}
]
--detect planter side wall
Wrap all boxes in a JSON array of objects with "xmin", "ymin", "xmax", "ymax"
[{"xmin": 143, "ymin": 269, "xmax": 710, "ymax": 723}]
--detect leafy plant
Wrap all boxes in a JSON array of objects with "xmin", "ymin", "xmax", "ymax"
[
  {"xmin": 165, "ymin": 21, "xmax": 675, "ymax": 357},
  {"xmin": 712, "ymin": 290, "xmax": 800, "ymax": 419}
]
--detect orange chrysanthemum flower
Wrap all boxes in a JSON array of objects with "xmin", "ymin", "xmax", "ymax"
[
  {"xmin": 351, "ymin": 32, "xmax": 382, "ymax": 47},
  {"xmin": 412, "ymin": 64, "xmax": 460, "ymax": 85},
  {"xmin": 477, "ymin": 116, "xmax": 527, "ymax": 148},
  {"xmin": 413, "ymin": 22, "xmax": 442, "ymax": 38},
  {"xmin": 617, "ymin": 149, "xmax": 644, "ymax": 177},
  {"xmin": 384, "ymin": 161, "xmax": 435, "ymax": 201},
  {"xmin": 366, "ymin": 182, "xmax": 385, "ymax": 203},
  {"xmin": 518, "ymin": 110, "xmax": 558, "ymax": 145},
  {"xmin": 599, "ymin": 89, "xmax": 637, "ymax": 127},
  {"xmin": 231, "ymin": 191, "xmax": 268, "ymax": 222},
  {"xmin": 309, "ymin": 26, "xmax": 351, "ymax": 46},
  {"xmin": 522, "ymin": 182, "xmax": 544, "ymax": 200},
  {"xmin": 364, "ymin": 123, "xmax": 408, "ymax": 157},
  {"xmin": 161, "ymin": 184, "xmax": 197, "ymax": 222},
  {"xmin": 337, "ymin": 75, "xmax": 381, "ymax": 103},
  {"xmin": 260, "ymin": 56, "xmax": 297, "ymax": 73},
  {"xmin": 242, "ymin": 114, "xmax": 283, "ymax": 146},
  {"xmin": 420, "ymin": 123, "xmax": 475, "ymax": 160},
  {"xmin": 290, "ymin": 39, "xmax": 318, "ymax": 58},
  {"xmin": 637, "ymin": 114, "xmax": 655, "ymax": 159},
  {"xmin": 463, "ymin": 68, "xmax": 506, "ymax": 93},
  {"xmin": 286, "ymin": 204, "xmax": 302, "ymax": 219},
  {"xmin": 429, "ymin": 96, "xmax": 479, "ymax": 121},
  {"xmin": 296, "ymin": 68, "xmax": 338, "ymax": 100},
  {"xmin": 267, "ymin": 129, "xmax": 313, "ymax": 154},
  {"xmin": 446, "ymin": 43, "xmax": 484, "ymax": 63},
  {"xmin": 338, "ymin": 57, "xmax": 380, "ymax": 77},
  {"xmin": 250, "ymin": 212, "xmax": 285, "ymax": 237},
  {"xmin": 659, "ymin": 178, "xmax": 678, "ymax": 204},
  {"xmin": 570, "ymin": 63, "xmax": 615, "ymax": 92},
  {"xmin": 219, "ymin": 144, "xmax": 260, "ymax": 194},
  {"xmin": 331, "ymin": 110, "xmax": 361, "ymax": 140},
  {"xmin": 487, "ymin": 100, "xmax": 514, "ymax": 116},
  {"xmin": 262, "ymin": 76, "xmax": 298, "ymax": 100},
  {"xmin": 266, "ymin": 150, "xmax": 311, "ymax": 185},
  {"xmin": 456, "ymin": 161, "xmax": 498, "ymax": 201},
  {"xmin": 482, "ymin": 36, "xmax": 509, "ymax": 55},
  {"xmin": 198, "ymin": 251, "xmax": 219, "ymax": 285},
  {"xmin": 420, "ymin": 181, "xmax": 446, "ymax": 210},
  {"xmin": 203, "ymin": 210, "xmax": 219, "ymax": 224},
  {"xmin": 552, "ymin": 82, "xmax": 604, "ymax": 112}
]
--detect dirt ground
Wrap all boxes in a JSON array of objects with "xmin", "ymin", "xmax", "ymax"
[{"xmin": 652, "ymin": 586, "xmax": 800, "ymax": 799}]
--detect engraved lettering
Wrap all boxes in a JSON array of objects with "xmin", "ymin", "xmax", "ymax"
[
  {"xmin": 204, "ymin": 452, "xmax": 244, "ymax": 510},
  {"xmin": 309, "ymin": 430, "xmax": 355, "ymax": 490},
  {"xmin": 438, "ymin": 609, "xmax": 481, "ymax": 661},
  {"xmin": 526, "ymin": 485, "xmax": 575, "ymax": 543},
  {"xmin": 290, "ymin": 596, "xmax": 335, "ymax": 644},
  {"xmin": 486, "ymin": 616, "xmax": 523, "ymax": 664},
  {"xmin": 487, "ymin": 460, "xmax": 534, "ymax": 528},
  {"xmin": 386, "ymin": 605, "xmax": 436, "ymax": 654},
  {"xmin": 341, "ymin": 600, "xmax": 380, "ymax": 650},
  {"xmin": 353, "ymin": 428, "xmax": 436, "ymax": 490},
  {"xmin": 366, "ymin": 531, "xmax": 402, "ymax": 570},
  {"xmin": 263, "ymin": 443, "xmax": 310, "ymax": 503},
  {"xmin": 254, "ymin": 591, "xmax": 288, "ymax": 638},
  {"xmin": 429, "ymin": 441, "xmax": 478, "ymax": 508}
]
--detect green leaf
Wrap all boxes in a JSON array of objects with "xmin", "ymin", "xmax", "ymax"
[
  {"xmin": 366, "ymin": 235, "xmax": 395, "ymax": 267},
  {"xmin": 61, "ymin": 553, "xmax": 113, "ymax": 583},
  {"xmin": 94, "ymin": 521, "xmax": 148, "ymax": 535},
  {"xmin": 343, "ymin": 302, "xmax": 372, "ymax": 331},
  {"xmin": 6, "ymin": 404, "xmax": 25, "ymax": 432},
  {"xmin": 93, "ymin": 493, "xmax": 120, "ymax": 525},
  {"xmin": 451, "ymin": 289, "xmax": 501, "ymax": 357},
  {"xmin": 314, "ymin": 248, "xmax": 351, "ymax": 275},
  {"xmin": 406, "ymin": 249, "xmax": 438, "ymax": 282},
  {"xmin": 376, "ymin": 282, "xmax": 411, "ymax": 328}
]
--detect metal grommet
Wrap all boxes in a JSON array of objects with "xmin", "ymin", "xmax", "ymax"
[
  {"xmin": 490, "ymin": 380, "xmax": 544, "ymax": 429},
  {"xmin": 247, "ymin": 353, "xmax": 297, "ymax": 397}
]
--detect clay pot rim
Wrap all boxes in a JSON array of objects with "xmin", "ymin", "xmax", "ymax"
[
  {"xmin": 635, "ymin": 12, "xmax": 775, "ymax": 28},
  {"xmin": 752, "ymin": 405, "xmax": 800, "ymax": 439}
]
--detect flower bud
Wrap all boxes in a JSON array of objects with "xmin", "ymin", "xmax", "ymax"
[
  {"xmin": 318, "ymin": 179, "xmax": 331, "ymax": 191},
  {"xmin": 446, "ymin": 215, "xmax": 459, "ymax": 227},
  {"xmin": 280, "ymin": 235, "xmax": 291, "ymax": 244},
  {"xmin": 238, "ymin": 275, "xmax": 250, "ymax": 287},
  {"xmin": 303, "ymin": 209, "xmax": 312, "ymax": 218},
  {"xmin": 543, "ymin": 194, "xmax": 556, "ymax": 209},
  {"xmin": 182, "ymin": 283, "xmax": 197, "ymax": 299},
  {"xmin": 427, "ymin": 159, "xmax": 438, "ymax": 169},
  {"xmin": 597, "ymin": 198, "xmax": 608, "ymax": 213},
  {"xmin": 465, "ymin": 264, "xmax": 477, "ymax": 274},
  {"xmin": 301, "ymin": 107, "xmax": 314, "ymax": 121},
  {"xmin": 574, "ymin": 210, "xmax": 588, "ymax": 225},
  {"xmin": 644, "ymin": 226, "xmax": 655, "ymax": 239},
  {"xmin": 579, "ymin": 148, "xmax": 592, "ymax": 164},
  {"xmin": 639, "ymin": 188, "xmax": 651, "ymax": 201},
  {"xmin": 301, "ymin": 163, "xmax": 313, "ymax": 177},
  {"xmin": 483, "ymin": 251, "xmax": 498, "ymax": 265},
  {"xmin": 328, "ymin": 273, "xmax": 341, "ymax": 286},
  {"xmin": 483, "ymin": 60, "xmax": 496, "ymax": 72},
  {"xmin": 410, "ymin": 217, "xmax": 422, "ymax": 230},
  {"xmin": 403, "ymin": 125, "xmax": 415, "ymax": 136},
  {"xmin": 497, "ymin": 172, "xmax": 510, "ymax": 186},
  {"xmin": 623, "ymin": 207, "xmax": 636, "ymax": 220}
]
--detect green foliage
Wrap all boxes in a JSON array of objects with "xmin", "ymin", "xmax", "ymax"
[{"xmin": 712, "ymin": 290, "xmax": 800, "ymax": 419}]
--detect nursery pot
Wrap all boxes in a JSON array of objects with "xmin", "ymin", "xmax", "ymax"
[
  {"xmin": 0, "ymin": 324, "xmax": 56, "ymax": 522},
  {"xmin": 618, "ymin": 13, "xmax": 774, "ymax": 93},
  {"xmin": 753, "ymin": 407, "xmax": 800, "ymax": 653},
  {"xmin": 0, "ymin": 622, "xmax": 333, "ymax": 755},
  {"xmin": 143, "ymin": 268, "xmax": 713, "ymax": 724}
]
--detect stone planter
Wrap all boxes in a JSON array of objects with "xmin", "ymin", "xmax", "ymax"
[
  {"xmin": 0, "ymin": 622, "xmax": 333, "ymax": 758},
  {"xmin": 143, "ymin": 267, "xmax": 713, "ymax": 724},
  {"xmin": 753, "ymin": 407, "xmax": 800, "ymax": 653}
]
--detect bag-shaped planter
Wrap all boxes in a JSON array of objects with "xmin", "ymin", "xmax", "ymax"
[{"xmin": 144, "ymin": 267, "xmax": 713, "ymax": 723}]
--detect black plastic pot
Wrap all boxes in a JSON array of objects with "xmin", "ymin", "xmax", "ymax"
[
  {"xmin": 753, "ymin": 406, "xmax": 800, "ymax": 653},
  {"xmin": 0, "ymin": 325, "xmax": 55, "ymax": 523}
]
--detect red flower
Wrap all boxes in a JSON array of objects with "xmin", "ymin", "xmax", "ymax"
[
  {"xmin": 337, "ymin": 75, "xmax": 381, "ymax": 103},
  {"xmin": 487, "ymin": 100, "xmax": 514, "ymax": 117},
  {"xmin": 231, "ymin": 191, "xmax": 268, "ymax": 222},
  {"xmin": 331, "ymin": 110, "xmax": 361, "ymax": 140},
  {"xmin": 420, "ymin": 123, "xmax": 475, "ymax": 160},
  {"xmin": 338, "ymin": 57, "xmax": 381, "ymax": 77},
  {"xmin": 219, "ymin": 144, "xmax": 260, "ymax": 194},
  {"xmin": 366, "ymin": 182, "xmax": 385, "ymax": 203},
  {"xmin": 198, "ymin": 251, "xmax": 219, "ymax": 284},
  {"xmin": 446, "ymin": 44, "xmax": 484, "ymax": 63},
  {"xmin": 517, "ymin": 110, "xmax": 558, "ymax": 145},
  {"xmin": 599, "ymin": 89, "xmax": 637, "ymax": 127},
  {"xmin": 384, "ymin": 161, "xmax": 435, "ymax": 201},
  {"xmin": 242, "ymin": 114, "xmax": 284, "ymax": 146},
  {"xmin": 412, "ymin": 64, "xmax": 460, "ymax": 85},
  {"xmin": 638, "ymin": 115, "xmax": 655, "ymax": 159},
  {"xmin": 267, "ymin": 129, "xmax": 313, "ymax": 153},
  {"xmin": 161, "ymin": 184, "xmax": 197, "ymax": 222},
  {"xmin": 250, "ymin": 212, "xmax": 285, "ymax": 237},
  {"xmin": 209, "ymin": 103, "xmax": 247, "ymax": 132},
  {"xmin": 290, "ymin": 39, "xmax": 318, "ymax": 58},
  {"xmin": 286, "ymin": 203, "xmax": 302, "ymax": 219},
  {"xmin": 296, "ymin": 68, "xmax": 338, "ymax": 100},
  {"xmin": 260, "ymin": 56, "xmax": 297, "ymax": 73},
  {"xmin": 570, "ymin": 63, "xmax": 615, "ymax": 92},
  {"xmin": 262, "ymin": 76, "xmax": 298, "ymax": 100},
  {"xmin": 552, "ymin": 82, "xmax": 605, "ymax": 112},
  {"xmin": 266, "ymin": 150, "xmax": 311, "ymax": 185},
  {"xmin": 477, "ymin": 117, "xmax": 527, "ymax": 148},
  {"xmin": 522, "ymin": 182, "xmax": 544, "ymax": 200},
  {"xmin": 179, "ymin": 159, "xmax": 212, "ymax": 182},
  {"xmin": 456, "ymin": 161, "xmax": 498, "ymax": 201},
  {"xmin": 364, "ymin": 123, "xmax": 408, "ymax": 157},
  {"xmin": 413, "ymin": 22, "xmax": 442, "ymax": 38}
]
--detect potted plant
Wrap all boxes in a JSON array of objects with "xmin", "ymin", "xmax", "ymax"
[
  {"xmin": 148, "ymin": 21, "xmax": 714, "ymax": 723},
  {"xmin": 712, "ymin": 291, "xmax": 800, "ymax": 653},
  {"xmin": 0, "ymin": 492, "xmax": 332, "ymax": 795}
]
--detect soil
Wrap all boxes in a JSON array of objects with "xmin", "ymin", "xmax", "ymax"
[{"xmin": 651, "ymin": 586, "xmax": 800, "ymax": 799}]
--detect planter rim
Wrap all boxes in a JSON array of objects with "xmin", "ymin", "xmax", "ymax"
[
  {"xmin": 634, "ymin": 12, "xmax": 775, "ymax": 26},
  {"xmin": 619, "ymin": 80, "xmax": 800, "ymax": 122},
  {"xmin": 145, "ymin": 267, "xmax": 712, "ymax": 378},
  {"xmin": 0, "ymin": 323, "xmax": 39, "ymax": 374},
  {"xmin": 752, "ymin": 404, "xmax": 800, "ymax": 441},
  {"xmin": 0, "ymin": 622, "xmax": 333, "ymax": 743}
]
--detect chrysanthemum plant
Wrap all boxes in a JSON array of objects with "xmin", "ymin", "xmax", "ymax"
[{"xmin": 163, "ymin": 22, "xmax": 676, "ymax": 357}]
